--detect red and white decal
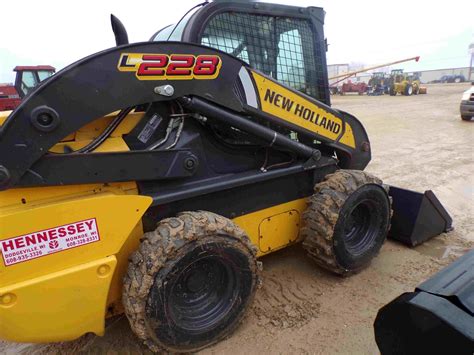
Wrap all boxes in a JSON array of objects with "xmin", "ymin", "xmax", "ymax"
[{"xmin": 0, "ymin": 218, "xmax": 100, "ymax": 266}]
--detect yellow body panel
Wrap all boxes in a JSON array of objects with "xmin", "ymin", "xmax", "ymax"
[
  {"xmin": 0, "ymin": 187, "xmax": 152, "ymax": 342},
  {"xmin": 0, "ymin": 111, "xmax": 9, "ymax": 126},
  {"xmin": 0, "ymin": 256, "xmax": 117, "ymax": 342},
  {"xmin": 258, "ymin": 209, "xmax": 300, "ymax": 253},
  {"xmin": 0, "ymin": 192, "xmax": 151, "ymax": 285},
  {"xmin": 233, "ymin": 198, "xmax": 307, "ymax": 256},
  {"xmin": 339, "ymin": 122, "xmax": 356, "ymax": 148}
]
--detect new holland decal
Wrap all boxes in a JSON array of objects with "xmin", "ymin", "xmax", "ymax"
[
  {"xmin": 118, "ymin": 53, "xmax": 222, "ymax": 80},
  {"xmin": 251, "ymin": 72, "xmax": 355, "ymax": 148}
]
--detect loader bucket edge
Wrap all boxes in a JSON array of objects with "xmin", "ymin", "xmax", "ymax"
[
  {"xmin": 387, "ymin": 186, "xmax": 453, "ymax": 246},
  {"xmin": 374, "ymin": 249, "xmax": 474, "ymax": 354}
]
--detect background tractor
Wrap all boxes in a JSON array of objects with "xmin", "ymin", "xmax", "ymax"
[
  {"xmin": 388, "ymin": 69, "xmax": 421, "ymax": 96},
  {"xmin": 0, "ymin": 1, "xmax": 450, "ymax": 353},
  {"xmin": 0, "ymin": 65, "xmax": 55, "ymax": 111},
  {"xmin": 367, "ymin": 72, "xmax": 390, "ymax": 95}
]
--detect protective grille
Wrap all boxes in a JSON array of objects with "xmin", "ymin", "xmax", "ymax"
[{"xmin": 201, "ymin": 12, "xmax": 322, "ymax": 100}]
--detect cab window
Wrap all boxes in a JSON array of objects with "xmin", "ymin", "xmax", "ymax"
[
  {"xmin": 200, "ymin": 12, "xmax": 321, "ymax": 100},
  {"xmin": 21, "ymin": 71, "xmax": 38, "ymax": 96}
]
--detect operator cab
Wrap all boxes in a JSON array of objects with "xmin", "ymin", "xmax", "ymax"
[
  {"xmin": 13, "ymin": 66, "xmax": 56, "ymax": 98},
  {"xmin": 150, "ymin": 1, "xmax": 330, "ymax": 105}
]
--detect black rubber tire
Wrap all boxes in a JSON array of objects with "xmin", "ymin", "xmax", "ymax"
[
  {"xmin": 301, "ymin": 170, "xmax": 391, "ymax": 276},
  {"xmin": 404, "ymin": 84, "xmax": 413, "ymax": 96},
  {"xmin": 123, "ymin": 211, "xmax": 260, "ymax": 353},
  {"xmin": 461, "ymin": 115, "xmax": 472, "ymax": 121},
  {"xmin": 389, "ymin": 86, "xmax": 396, "ymax": 96}
]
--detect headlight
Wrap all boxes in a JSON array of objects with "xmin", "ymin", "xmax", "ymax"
[{"xmin": 461, "ymin": 91, "xmax": 471, "ymax": 101}]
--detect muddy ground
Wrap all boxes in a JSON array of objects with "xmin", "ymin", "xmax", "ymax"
[{"xmin": 2, "ymin": 83, "xmax": 473, "ymax": 354}]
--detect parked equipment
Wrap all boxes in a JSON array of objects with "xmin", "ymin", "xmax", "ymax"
[
  {"xmin": 328, "ymin": 56, "xmax": 420, "ymax": 82},
  {"xmin": 340, "ymin": 80, "xmax": 367, "ymax": 95},
  {"xmin": 329, "ymin": 56, "xmax": 420, "ymax": 96},
  {"xmin": 0, "ymin": 2, "xmax": 451, "ymax": 353},
  {"xmin": 375, "ymin": 249, "xmax": 474, "ymax": 354},
  {"xmin": 0, "ymin": 66, "xmax": 55, "ymax": 111},
  {"xmin": 388, "ymin": 69, "xmax": 427, "ymax": 96},
  {"xmin": 367, "ymin": 72, "xmax": 390, "ymax": 95}
]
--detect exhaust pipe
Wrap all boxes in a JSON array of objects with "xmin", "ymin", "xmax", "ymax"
[{"xmin": 110, "ymin": 14, "xmax": 129, "ymax": 46}]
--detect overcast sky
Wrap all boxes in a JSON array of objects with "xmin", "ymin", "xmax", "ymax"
[{"xmin": 1, "ymin": 0, "xmax": 472, "ymax": 83}]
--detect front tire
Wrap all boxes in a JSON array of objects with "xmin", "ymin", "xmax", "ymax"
[
  {"xmin": 404, "ymin": 84, "xmax": 413, "ymax": 96},
  {"xmin": 302, "ymin": 170, "xmax": 391, "ymax": 275},
  {"xmin": 123, "ymin": 211, "xmax": 259, "ymax": 353}
]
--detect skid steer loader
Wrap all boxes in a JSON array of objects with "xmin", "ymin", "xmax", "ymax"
[{"xmin": 0, "ymin": 1, "xmax": 452, "ymax": 353}]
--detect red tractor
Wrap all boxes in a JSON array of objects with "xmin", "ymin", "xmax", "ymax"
[
  {"xmin": 0, "ymin": 65, "xmax": 55, "ymax": 111},
  {"xmin": 340, "ymin": 80, "xmax": 368, "ymax": 95}
]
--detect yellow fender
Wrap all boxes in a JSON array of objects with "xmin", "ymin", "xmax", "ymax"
[{"xmin": 0, "ymin": 191, "xmax": 151, "ymax": 341}]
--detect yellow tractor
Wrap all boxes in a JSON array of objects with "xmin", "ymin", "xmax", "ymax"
[
  {"xmin": 389, "ymin": 69, "xmax": 421, "ymax": 96},
  {"xmin": 0, "ymin": 1, "xmax": 449, "ymax": 353}
]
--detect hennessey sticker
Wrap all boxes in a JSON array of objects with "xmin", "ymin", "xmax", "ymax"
[{"xmin": 1, "ymin": 218, "xmax": 100, "ymax": 266}]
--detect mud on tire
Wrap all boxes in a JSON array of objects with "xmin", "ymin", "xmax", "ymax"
[
  {"xmin": 123, "ymin": 211, "xmax": 260, "ymax": 353},
  {"xmin": 301, "ymin": 170, "xmax": 391, "ymax": 275}
]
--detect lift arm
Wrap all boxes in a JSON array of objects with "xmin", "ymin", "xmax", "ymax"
[{"xmin": 0, "ymin": 42, "xmax": 371, "ymax": 190}]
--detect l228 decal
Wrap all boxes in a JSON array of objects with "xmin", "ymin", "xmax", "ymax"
[{"xmin": 118, "ymin": 53, "xmax": 222, "ymax": 80}]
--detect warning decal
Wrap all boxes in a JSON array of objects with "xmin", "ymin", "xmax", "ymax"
[{"xmin": 1, "ymin": 218, "xmax": 100, "ymax": 266}]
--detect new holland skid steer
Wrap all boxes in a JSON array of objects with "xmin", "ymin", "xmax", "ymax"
[{"xmin": 0, "ymin": 1, "xmax": 452, "ymax": 353}]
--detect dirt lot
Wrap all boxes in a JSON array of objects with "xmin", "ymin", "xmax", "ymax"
[{"xmin": 2, "ymin": 83, "xmax": 473, "ymax": 354}]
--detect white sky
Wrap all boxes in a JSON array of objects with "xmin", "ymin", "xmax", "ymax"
[{"xmin": 0, "ymin": 0, "xmax": 473, "ymax": 83}]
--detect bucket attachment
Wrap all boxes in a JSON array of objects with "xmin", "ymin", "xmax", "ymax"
[
  {"xmin": 387, "ymin": 186, "xmax": 453, "ymax": 246},
  {"xmin": 374, "ymin": 249, "xmax": 474, "ymax": 354}
]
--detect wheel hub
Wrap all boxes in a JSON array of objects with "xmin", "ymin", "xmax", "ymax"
[{"xmin": 343, "ymin": 200, "xmax": 378, "ymax": 256}]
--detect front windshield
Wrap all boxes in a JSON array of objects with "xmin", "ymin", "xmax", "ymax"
[{"xmin": 37, "ymin": 70, "xmax": 54, "ymax": 82}]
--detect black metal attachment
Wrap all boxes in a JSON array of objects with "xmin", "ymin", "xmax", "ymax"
[
  {"xmin": 374, "ymin": 249, "xmax": 474, "ymax": 354},
  {"xmin": 388, "ymin": 186, "xmax": 453, "ymax": 246}
]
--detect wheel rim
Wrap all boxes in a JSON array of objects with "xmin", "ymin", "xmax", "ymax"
[
  {"xmin": 343, "ymin": 199, "xmax": 379, "ymax": 256},
  {"xmin": 168, "ymin": 256, "xmax": 236, "ymax": 332}
]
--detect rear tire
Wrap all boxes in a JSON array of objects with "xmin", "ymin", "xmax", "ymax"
[
  {"xmin": 461, "ymin": 115, "xmax": 472, "ymax": 121},
  {"xmin": 302, "ymin": 170, "xmax": 391, "ymax": 275},
  {"xmin": 389, "ymin": 86, "xmax": 396, "ymax": 96},
  {"xmin": 123, "ymin": 211, "xmax": 259, "ymax": 353},
  {"xmin": 404, "ymin": 84, "xmax": 413, "ymax": 96}
]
